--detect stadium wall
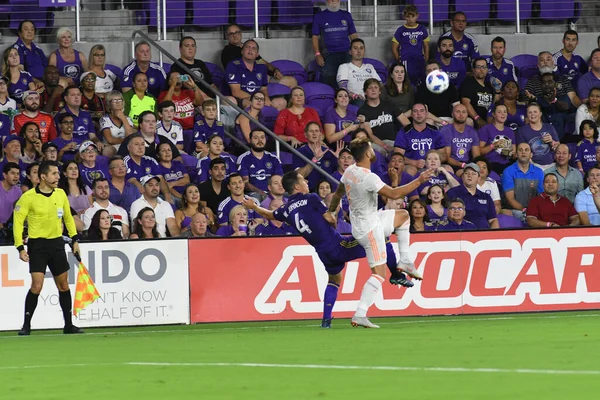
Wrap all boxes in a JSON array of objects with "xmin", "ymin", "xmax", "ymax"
[
  {"xmin": 1, "ymin": 228, "xmax": 599, "ymax": 331},
  {"xmin": 0, "ymin": 33, "xmax": 598, "ymax": 73}
]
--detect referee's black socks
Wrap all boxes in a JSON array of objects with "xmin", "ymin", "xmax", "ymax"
[
  {"xmin": 59, "ymin": 290, "xmax": 73, "ymax": 327},
  {"xmin": 23, "ymin": 290, "xmax": 39, "ymax": 327}
]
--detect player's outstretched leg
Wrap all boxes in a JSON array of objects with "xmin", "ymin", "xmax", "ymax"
[
  {"xmin": 55, "ymin": 273, "xmax": 83, "ymax": 334},
  {"xmin": 394, "ymin": 210, "xmax": 422, "ymax": 280},
  {"xmin": 384, "ymin": 240, "xmax": 413, "ymax": 288},
  {"xmin": 322, "ymin": 273, "xmax": 342, "ymax": 328}
]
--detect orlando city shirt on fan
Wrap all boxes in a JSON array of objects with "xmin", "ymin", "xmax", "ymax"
[
  {"xmin": 394, "ymin": 125, "xmax": 447, "ymax": 161},
  {"xmin": 225, "ymin": 59, "xmax": 268, "ymax": 95},
  {"xmin": 312, "ymin": 9, "xmax": 357, "ymax": 53},
  {"xmin": 123, "ymin": 155, "xmax": 160, "ymax": 181},
  {"xmin": 237, "ymin": 150, "xmax": 283, "ymax": 192}
]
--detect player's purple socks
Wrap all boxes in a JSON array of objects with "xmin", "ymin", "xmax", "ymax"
[
  {"xmin": 59, "ymin": 290, "xmax": 73, "ymax": 327},
  {"xmin": 23, "ymin": 290, "xmax": 39, "ymax": 326},
  {"xmin": 323, "ymin": 282, "xmax": 340, "ymax": 320}
]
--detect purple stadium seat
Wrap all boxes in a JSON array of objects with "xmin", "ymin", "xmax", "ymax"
[
  {"xmin": 454, "ymin": 0, "xmax": 491, "ymax": 23},
  {"xmin": 497, "ymin": 214, "xmax": 524, "ymax": 228},
  {"xmin": 191, "ymin": 0, "xmax": 230, "ymax": 27},
  {"xmin": 410, "ymin": 0, "xmax": 449, "ymax": 23},
  {"xmin": 235, "ymin": 0, "xmax": 272, "ymax": 27},
  {"xmin": 306, "ymin": 60, "xmax": 321, "ymax": 83},
  {"xmin": 271, "ymin": 60, "xmax": 308, "ymax": 86},
  {"xmin": 511, "ymin": 54, "xmax": 538, "ymax": 79},
  {"xmin": 303, "ymin": 82, "xmax": 335, "ymax": 118},
  {"xmin": 260, "ymin": 106, "xmax": 279, "ymax": 132},
  {"xmin": 162, "ymin": 62, "xmax": 172, "ymax": 74},
  {"xmin": 267, "ymin": 83, "xmax": 291, "ymax": 98},
  {"xmin": 205, "ymin": 62, "xmax": 225, "ymax": 92},
  {"xmin": 8, "ymin": 0, "xmax": 54, "ymax": 30},
  {"xmin": 364, "ymin": 58, "xmax": 388, "ymax": 83},
  {"xmin": 105, "ymin": 64, "xmax": 123, "ymax": 81},
  {"xmin": 540, "ymin": 0, "xmax": 581, "ymax": 22},
  {"xmin": 275, "ymin": 0, "xmax": 314, "ymax": 25},
  {"xmin": 496, "ymin": 0, "xmax": 532, "ymax": 22},
  {"xmin": 148, "ymin": 0, "xmax": 187, "ymax": 28}
]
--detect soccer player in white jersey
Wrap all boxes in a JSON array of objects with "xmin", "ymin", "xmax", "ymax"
[{"xmin": 328, "ymin": 137, "xmax": 434, "ymax": 328}]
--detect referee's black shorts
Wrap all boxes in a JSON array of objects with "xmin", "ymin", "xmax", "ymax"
[{"xmin": 27, "ymin": 238, "xmax": 70, "ymax": 276}]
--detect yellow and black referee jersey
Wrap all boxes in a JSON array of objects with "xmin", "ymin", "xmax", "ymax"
[{"xmin": 13, "ymin": 187, "xmax": 77, "ymax": 249}]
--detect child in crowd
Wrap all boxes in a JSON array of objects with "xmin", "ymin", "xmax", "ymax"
[
  {"xmin": 391, "ymin": 5, "xmax": 429, "ymax": 86},
  {"xmin": 156, "ymin": 100, "xmax": 184, "ymax": 151},
  {"xmin": 575, "ymin": 119, "xmax": 599, "ymax": 173},
  {"xmin": 193, "ymin": 99, "xmax": 225, "ymax": 158}
]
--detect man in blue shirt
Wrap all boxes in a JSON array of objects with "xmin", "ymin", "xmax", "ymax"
[
  {"xmin": 243, "ymin": 171, "xmax": 411, "ymax": 328},
  {"xmin": 574, "ymin": 167, "xmax": 600, "ymax": 226},
  {"xmin": 501, "ymin": 142, "xmax": 544, "ymax": 219},
  {"xmin": 436, "ymin": 198, "xmax": 477, "ymax": 231},
  {"xmin": 237, "ymin": 129, "xmax": 283, "ymax": 197},
  {"xmin": 487, "ymin": 36, "xmax": 517, "ymax": 92},
  {"xmin": 436, "ymin": 37, "xmax": 466, "ymax": 88},
  {"xmin": 122, "ymin": 41, "xmax": 167, "ymax": 98},
  {"xmin": 312, "ymin": 0, "xmax": 358, "ymax": 89},
  {"xmin": 439, "ymin": 11, "xmax": 480, "ymax": 71},
  {"xmin": 225, "ymin": 39, "xmax": 271, "ymax": 109},
  {"xmin": 446, "ymin": 163, "xmax": 499, "ymax": 229}
]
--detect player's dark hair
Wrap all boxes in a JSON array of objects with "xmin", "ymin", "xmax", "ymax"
[
  {"xmin": 2, "ymin": 162, "xmax": 20, "ymax": 175},
  {"xmin": 209, "ymin": 157, "xmax": 226, "ymax": 169},
  {"xmin": 563, "ymin": 29, "xmax": 578, "ymax": 40},
  {"xmin": 38, "ymin": 160, "xmax": 58, "ymax": 178},
  {"xmin": 282, "ymin": 170, "xmax": 301, "ymax": 195},
  {"xmin": 157, "ymin": 101, "xmax": 175, "ymax": 113},
  {"xmin": 92, "ymin": 177, "xmax": 109, "ymax": 190},
  {"xmin": 349, "ymin": 136, "xmax": 371, "ymax": 162}
]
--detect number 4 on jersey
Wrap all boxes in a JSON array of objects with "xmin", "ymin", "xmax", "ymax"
[{"xmin": 294, "ymin": 213, "xmax": 313, "ymax": 234}]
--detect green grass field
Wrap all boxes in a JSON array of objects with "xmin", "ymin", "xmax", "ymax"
[{"xmin": 1, "ymin": 311, "xmax": 599, "ymax": 399}]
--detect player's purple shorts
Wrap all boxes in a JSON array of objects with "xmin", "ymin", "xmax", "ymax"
[{"xmin": 318, "ymin": 236, "xmax": 397, "ymax": 275}]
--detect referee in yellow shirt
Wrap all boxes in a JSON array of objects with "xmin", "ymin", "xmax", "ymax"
[{"xmin": 13, "ymin": 161, "xmax": 83, "ymax": 336}]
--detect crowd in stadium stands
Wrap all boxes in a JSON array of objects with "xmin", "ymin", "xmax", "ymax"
[{"xmin": 3, "ymin": 0, "xmax": 600, "ymax": 244}]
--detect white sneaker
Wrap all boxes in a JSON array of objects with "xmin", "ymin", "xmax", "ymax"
[
  {"xmin": 398, "ymin": 262, "xmax": 422, "ymax": 280},
  {"xmin": 351, "ymin": 316, "xmax": 380, "ymax": 328}
]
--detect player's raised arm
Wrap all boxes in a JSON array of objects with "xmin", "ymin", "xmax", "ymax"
[
  {"xmin": 377, "ymin": 168, "xmax": 435, "ymax": 200},
  {"xmin": 242, "ymin": 197, "xmax": 276, "ymax": 221}
]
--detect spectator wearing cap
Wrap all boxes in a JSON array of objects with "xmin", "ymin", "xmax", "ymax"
[
  {"xmin": 13, "ymin": 91, "xmax": 57, "ymax": 143},
  {"xmin": 41, "ymin": 65, "xmax": 67, "ymax": 114},
  {"xmin": 78, "ymin": 140, "xmax": 110, "ymax": 189},
  {"xmin": 99, "ymin": 90, "xmax": 136, "ymax": 152},
  {"xmin": 198, "ymin": 157, "xmax": 231, "ymax": 216},
  {"xmin": 0, "ymin": 76, "xmax": 17, "ymax": 115},
  {"xmin": 312, "ymin": 0, "xmax": 358, "ymax": 89},
  {"xmin": 12, "ymin": 20, "xmax": 47, "ymax": 80},
  {"xmin": 0, "ymin": 162, "xmax": 22, "ymax": 231},
  {"xmin": 52, "ymin": 113, "xmax": 79, "ymax": 162},
  {"xmin": 48, "ymin": 27, "xmax": 88, "ymax": 86},
  {"xmin": 55, "ymin": 86, "xmax": 102, "ymax": 151},
  {"xmin": 157, "ymin": 71, "xmax": 203, "ymax": 131},
  {"xmin": 82, "ymin": 177, "xmax": 130, "ymax": 237},
  {"xmin": 41, "ymin": 141, "xmax": 59, "ymax": 162},
  {"xmin": 436, "ymin": 198, "xmax": 477, "ymax": 231},
  {"xmin": 122, "ymin": 41, "xmax": 166, "ymax": 98},
  {"xmin": 216, "ymin": 173, "xmax": 261, "ymax": 227},
  {"xmin": 446, "ymin": 162, "xmax": 499, "ymax": 229},
  {"xmin": 87, "ymin": 44, "xmax": 119, "ymax": 96},
  {"xmin": 0, "ymin": 135, "xmax": 26, "ymax": 181},
  {"xmin": 107, "ymin": 155, "xmax": 141, "ymax": 213},
  {"xmin": 237, "ymin": 129, "xmax": 283, "ymax": 199},
  {"xmin": 2, "ymin": 47, "xmax": 37, "ymax": 105},
  {"xmin": 179, "ymin": 212, "xmax": 216, "ymax": 238},
  {"xmin": 575, "ymin": 167, "xmax": 600, "ymax": 226},
  {"xmin": 129, "ymin": 175, "xmax": 179, "ymax": 237},
  {"xmin": 501, "ymin": 142, "xmax": 544, "ymax": 220},
  {"xmin": 527, "ymin": 173, "xmax": 580, "ymax": 228},
  {"xmin": 118, "ymin": 110, "xmax": 180, "ymax": 161},
  {"xmin": 19, "ymin": 122, "xmax": 43, "ymax": 164},
  {"xmin": 80, "ymin": 71, "xmax": 106, "ymax": 127}
]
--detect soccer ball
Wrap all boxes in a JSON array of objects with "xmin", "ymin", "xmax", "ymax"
[{"xmin": 426, "ymin": 70, "xmax": 450, "ymax": 94}]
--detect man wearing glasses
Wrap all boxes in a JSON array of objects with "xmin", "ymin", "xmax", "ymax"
[
  {"xmin": 436, "ymin": 198, "xmax": 476, "ymax": 231},
  {"xmin": 439, "ymin": 11, "xmax": 480, "ymax": 71},
  {"xmin": 460, "ymin": 57, "xmax": 496, "ymax": 128}
]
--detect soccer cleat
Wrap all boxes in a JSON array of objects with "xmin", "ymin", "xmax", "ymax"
[
  {"xmin": 389, "ymin": 271, "xmax": 414, "ymax": 288},
  {"xmin": 398, "ymin": 262, "xmax": 422, "ymax": 280},
  {"xmin": 63, "ymin": 325, "xmax": 84, "ymax": 334},
  {"xmin": 351, "ymin": 316, "xmax": 380, "ymax": 329},
  {"xmin": 18, "ymin": 325, "xmax": 31, "ymax": 336},
  {"xmin": 321, "ymin": 318, "xmax": 332, "ymax": 328}
]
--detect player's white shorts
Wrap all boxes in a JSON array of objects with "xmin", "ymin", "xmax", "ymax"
[{"xmin": 354, "ymin": 209, "xmax": 396, "ymax": 268}]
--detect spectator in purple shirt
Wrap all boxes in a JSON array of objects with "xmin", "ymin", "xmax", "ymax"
[
  {"xmin": 486, "ymin": 36, "xmax": 517, "ymax": 92},
  {"xmin": 486, "ymin": 80, "xmax": 527, "ymax": 132},
  {"xmin": 436, "ymin": 37, "xmax": 467, "ymax": 88},
  {"xmin": 3, "ymin": 47, "xmax": 36, "ymax": 105},
  {"xmin": 12, "ymin": 20, "xmax": 47, "ymax": 81},
  {"xmin": 78, "ymin": 140, "xmax": 110, "ymax": 188},
  {"xmin": 408, "ymin": 198, "xmax": 436, "ymax": 232},
  {"xmin": 439, "ymin": 11, "xmax": 480, "ymax": 71},
  {"xmin": 517, "ymin": 102, "xmax": 560, "ymax": 169},
  {"xmin": 324, "ymin": 88, "xmax": 361, "ymax": 146},
  {"xmin": 260, "ymin": 174, "xmax": 287, "ymax": 209},
  {"xmin": 312, "ymin": 0, "xmax": 358, "ymax": 89},
  {"xmin": 553, "ymin": 30, "xmax": 588, "ymax": 88},
  {"xmin": 479, "ymin": 103, "xmax": 516, "ymax": 175},
  {"xmin": 216, "ymin": 173, "xmax": 260, "ymax": 226},
  {"xmin": 441, "ymin": 103, "xmax": 480, "ymax": 175},
  {"xmin": 417, "ymin": 150, "xmax": 460, "ymax": 195},
  {"xmin": 156, "ymin": 142, "xmax": 190, "ymax": 200},
  {"xmin": 52, "ymin": 113, "xmax": 79, "ymax": 163},
  {"xmin": 122, "ymin": 41, "xmax": 167, "ymax": 98},
  {"xmin": 55, "ymin": 86, "xmax": 102, "ymax": 151},
  {"xmin": 225, "ymin": 40, "xmax": 271, "ymax": 109},
  {"xmin": 426, "ymin": 184, "xmax": 448, "ymax": 224},
  {"xmin": 216, "ymin": 205, "xmax": 253, "ymax": 237},
  {"xmin": 575, "ymin": 120, "xmax": 599, "ymax": 173},
  {"xmin": 237, "ymin": 129, "xmax": 283, "ymax": 198},
  {"xmin": 293, "ymin": 122, "xmax": 339, "ymax": 191},
  {"xmin": 576, "ymin": 49, "xmax": 600, "ymax": 103},
  {"xmin": 379, "ymin": 152, "xmax": 419, "ymax": 209},
  {"xmin": 0, "ymin": 162, "xmax": 22, "ymax": 229},
  {"xmin": 436, "ymin": 198, "xmax": 477, "ymax": 231}
]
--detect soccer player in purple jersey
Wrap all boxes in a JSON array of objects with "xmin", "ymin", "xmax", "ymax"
[
  {"xmin": 243, "ymin": 171, "xmax": 413, "ymax": 328},
  {"xmin": 391, "ymin": 5, "xmax": 429, "ymax": 86}
]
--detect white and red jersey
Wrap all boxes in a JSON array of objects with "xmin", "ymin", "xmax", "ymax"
[{"xmin": 340, "ymin": 163, "xmax": 385, "ymax": 235}]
